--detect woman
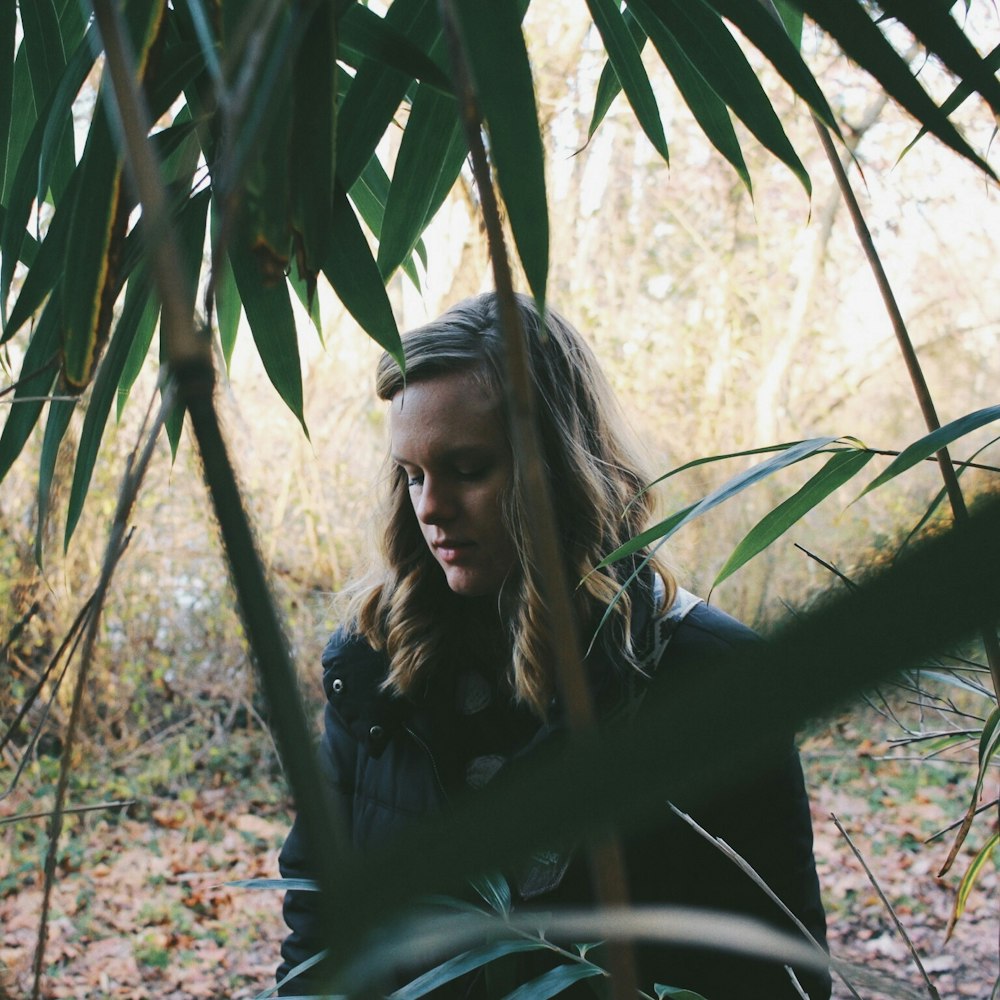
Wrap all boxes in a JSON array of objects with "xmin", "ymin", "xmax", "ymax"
[{"xmin": 277, "ymin": 293, "xmax": 830, "ymax": 998}]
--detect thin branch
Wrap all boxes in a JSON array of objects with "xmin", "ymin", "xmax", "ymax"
[
  {"xmin": 1, "ymin": 799, "xmax": 135, "ymax": 827},
  {"xmin": 831, "ymin": 813, "xmax": 942, "ymax": 1000},
  {"xmin": 794, "ymin": 544, "xmax": 858, "ymax": 590},
  {"xmin": 437, "ymin": 5, "xmax": 636, "ymax": 998},
  {"xmin": 924, "ymin": 796, "xmax": 1000, "ymax": 844}
]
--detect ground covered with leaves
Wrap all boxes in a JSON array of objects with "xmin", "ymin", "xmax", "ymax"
[{"xmin": 0, "ymin": 718, "xmax": 996, "ymax": 999}]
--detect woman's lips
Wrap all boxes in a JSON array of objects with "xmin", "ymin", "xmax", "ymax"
[{"xmin": 434, "ymin": 540, "xmax": 474, "ymax": 563}]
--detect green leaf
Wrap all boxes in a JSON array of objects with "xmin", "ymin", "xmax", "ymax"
[
  {"xmin": 899, "ymin": 41, "xmax": 1000, "ymax": 160},
  {"xmin": 469, "ymin": 872, "xmax": 511, "ymax": 915},
  {"xmin": 229, "ymin": 877, "xmax": 320, "ymax": 891},
  {"xmin": 636, "ymin": 0, "xmax": 810, "ymax": 194},
  {"xmin": 35, "ymin": 396, "xmax": 75, "ymax": 564},
  {"xmin": 214, "ymin": 243, "xmax": 241, "ymax": 369},
  {"xmin": 0, "ymin": 4, "xmax": 16, "ymax": 201},
  {"xmin": 948, "ymin": 831, "xmax": 998, "ymax": 933},
  {"xmin": 714, "ymin": 450, "xmax": 874, "ymax": 586},
  {"xmin": 291, "ymin": 0, "xmax": 337, "ymax": 277},
  {"xmin": 59, "ymin": 90, "xmax": 124, "ymax": 388},
  {"xmin": 228, "ymin": 243, "xmax": 306, "ymax": 433},
  {"xmin": 501, "ymin": 962, "xmax": 603, "ymax": 1000},
  {"xmin": 588, "ymin": 9, "xmax": 647, "ymax": 140},
  {"xmin": 859, "ymin": 404, "xmax": 1000, "ymax": 497},
  {"xmin": 586, "ymin": 0, "xmax": 668, "ymax": 162},
  {"xmin": 322, "ymin": 185, "xmax": 402, "ymax": 368},
  {"xmin": 351, "ymin": 153, "xmax": 425, "ymax": 287},
  {"xmin": 19, "ymin": 0, "xmax": 76, "ymax": 201},
  {"xmin": 0, "ymin": 302, "xmax": 61, "ymax": 485},
  {"xmin": 115, "ymin": 266, "xmax": 159, "ymax": 421},
  {"xmin": 600, "ymin": 436, "xmax": 840, "ymax": 568},
  {"xmin": 451, "ymin": 0, "xmax": 549, "ymax": 305},
  {"xmin": 377, "ymin": 85, "xmax": 464, "ymax": 280},
  {"xmin": 628, "ymin": 0, "xmax": 751, "ymax": 194},
  {"xmin": 654, "ymin": 986, "xmax": 709, "ymax": 1000},
  {"xmin": 877, "ymin": 0, "xmax": 1000, "ymax": 117},
  {"xmin": 796, "ymin": 0, "xmax": 995, "ymax": 177},
  {"xmin": 701, "ymin": 0, "xmax": 841, "ymax": 136},
  {"xmin": 1, "ymin": 24, "xmax": 96, "ymax": 322},
  {"xmin": 340, "ymin": 3, "xmax": 451, "ymax": 95},
  {"xmin": 771, "ymin": 0, "xmax": 803, "ymax": 48},
  {"xmin": 389, "ymin": 941, "xmax": 546, "ymax": 1000},
  {"xmin": 336, "ymin": 0, "xmax": 443, "ymax": 190}
]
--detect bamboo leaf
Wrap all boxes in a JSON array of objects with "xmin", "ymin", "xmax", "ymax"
[
  {"xmin": 469, "ymin": 872, "xmax": 511, "ymax": 915},
  {"xmin": 628, "ymin": 0, "xmax": 751, "ymax": 194},
  {"xmin": 228, "ymin": 242, "xmax": 307, "ymax": 433},
  {"xmin": 945, "ymin": 831, "xmax": 999, "ymax": 940},
  {"xmin": 899, "ymin": 41, "xmax": 1000, "ymax": 160},
  {"xmin": 0, "ymin": 4, "xmax": 16, "ymax": 200},
  {"xmin": 115, "ymin": 266, "xmax": 159, "ymax": 421},
  {"xmin": 214, "ymin": 243, "xmax": 241, "ymax": 370},
  {"xmin": 701, "ymin": 0, "xmax": 841, "ymax": 136},
  {"xmin": 390, "ymin": 941, "xmax": 546, "ymax": 1000},
  {"xmin": 859, "ymin": 404, "xmax": 1000, "ymax": 497},
  {"xmin": 451, "ymin": 0, "xmax": 549, "ymax": 305},
  {"xmin": 796, "ymin": 0, "xmax": 995, "ymax": 177},
  {"xmin": 229, "ymin": 877, "xmax": 320, "ymax": 891},
  {"xmin": 19, "ymin": 0, "xmax": 76, "ymax": 201},
  {"xmin": 586, "ymin": 0, "xmax": 669, "ymax": 162},
  {"xmin": 35, "ymin": 396, "xmax": 75, "ymax": 564},
  {"xmin": 588, "ymin": 8, "xmax": 647, "ymax": 140},
  {"xmin": 636, "ymin": 0, "xmax": 810, "ymax": 194},
  {"xmin": 377, "ymin": 85, "xmax": 464, "ymax": 280},
  {"xmin": 877, "ymin": 0, "xmax": 1000, "ymax": 117},
  {"xmin": 600, "ymin": 436, "xmax": 840, "ymax": 568},
  {"xmin": 336, "ymin": 0, "xmax": 443, "ymax": 190},
  {"xmin": 0, "ymin": 303, "xmax": 61, "ymax": 485},
  {"xmin": 714, "ymin": 450, "xmax": 874, "ymax": 587},
  {"xmin": 322, "ymin": 186, "xmax": 402, "ymax": 368},
  {"xmin": 501, "ymin": 962, "xmax": 603, "ymax": 1000},
  {"xmin": 340, "ymin": 3, "xmax": 451, "ymax": 95},
  {"xmin": 291, "ymin": 0, "xmax": 337, "ymax": 279},
  {"xmin": 771, "ymin": 0, "xmax": 803, "ymax": 49},
  {"xmin": 1, "ymin": 43, "xmax": 35, "ymax": 208},
  {"xmin": 1, "ymin": 24, "xmax": 96, "ymax": 322}
]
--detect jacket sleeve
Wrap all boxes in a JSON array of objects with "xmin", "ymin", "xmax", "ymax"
[{"xmin": 276, "ymin": 699, "xmax": 356, "ymax": 996}]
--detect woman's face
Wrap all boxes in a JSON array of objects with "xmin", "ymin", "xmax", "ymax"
[{"xmin": 390, "ymin": 370, "xmax": 517, "ymax": 598}]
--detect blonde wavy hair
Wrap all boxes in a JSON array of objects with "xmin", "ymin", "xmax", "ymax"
[{"xmin": 343, "ymin": 292, "xmax": 675, "ymax": 718}]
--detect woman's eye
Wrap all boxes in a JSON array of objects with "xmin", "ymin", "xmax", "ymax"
[{"xmin": 456, "ymin": 465, "xmax": 487, "ymax": 481}]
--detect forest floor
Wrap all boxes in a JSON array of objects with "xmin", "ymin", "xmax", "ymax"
[{"xmin": 0, "ymin": 718, "xmax": 996, "ymax": 1000}]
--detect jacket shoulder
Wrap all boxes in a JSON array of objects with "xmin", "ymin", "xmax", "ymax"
[{"xmin": 666, "ymin": 601, "xmax": 763, "ymax": 665}]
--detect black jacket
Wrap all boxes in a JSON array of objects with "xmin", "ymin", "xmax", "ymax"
[{"xmin": 278, "ymin": 600, "xmax": 830, "ymax": 999}]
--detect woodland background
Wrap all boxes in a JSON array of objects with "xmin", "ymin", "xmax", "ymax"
[{"xmin": 1, "ymin": 1, "xmax": 999, "ymax": 997}]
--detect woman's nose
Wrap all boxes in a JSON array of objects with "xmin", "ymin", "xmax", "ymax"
[{"xmin": 414, "ymin": 477, "xmax": 455, "ymax": 523}]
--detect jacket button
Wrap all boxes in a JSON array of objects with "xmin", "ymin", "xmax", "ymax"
[
  {"xmin": 331, "ymin": 678, "xmax": 344, "ymax": 694},
  {"xmin": 369, "ymin": 725, "xmax": 384, "ymax": 743}
]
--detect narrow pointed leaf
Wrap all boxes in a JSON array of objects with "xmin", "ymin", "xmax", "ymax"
[
  {"xmin": 771, "ymin": 1, "xmax": 803, "ymax": 48},
  {"xmin": 637, "ymin": 0, "xmax": 810, "ymax": 194},
  {"xmin": 390, "ymin": 941, "xmax": 546, "ymax": 1000},
  {"xmin": 352, "ymin": 153, "xmax": 425, "ymax": 286},
  {"xmin": 322, "ymin": 186, "xmax": 402, "ymax": 367},
  {"xmin": 878, "ymin": 0, "xmax": 1000, "ymax": 116},
  {"xmin": 0, "ymin": 303, "xmax": 61, "ymax": 484},
  {"xmin": 946, "ymin": 831, "xmax": 998, "ymax": 938},
  {"xmin": 1, "ymin": 46, "xmax": 35, "ymax": 209},
  {"xmin": 702, "ymin": 0, "xmax": 841, "ymax": 136},
  {"xmin": 377, "ymin": 85, "xmax": 464, "ymax": 280},
  {"xmin": 340, "ymin": 3, "xmax": 451, "ymax": 95},
  {"xmin": 502, "ymin": 962, "xmax": 603, "ymax": 1000},
  {"xmin": 588, "ymin": 9, "xmax": 647, "ymax": 140},
  {"xmin": 35, "ymin": 397, "xmax": 75, "ymax": 564},
  {"xmin": 1, "ymin": 25, "xmax": 97, "ymax": 320},
  {"xmin": 797, "ymin": 0, "xmax": 994, "ymax": 177},
  {"xmin": 899, "ymin": 41, "xmax": 1000, "ymax": 160},
  {"xmin": 115, "ymin": 267, "xmax": 159, "ymax": 420},
  {"xmin": 714, "ymin": 450, "xmax": 873, "ymax": 587},
  {"xmin": 628, "ymin": 0, "xmax": 751, "ymax": 194},
  {"xmin": 600, "ymin": 436, "xmax": 840, "ymax": 568},
  {"xmin": 451, "ymin": 0, "xmax": 549, "ymax": 305},
  {"xmin": 291, "ymin": 0, "xmax": 337, "ymax": 276},
  {"xmin": 228, "ymin": 244, "xmax": 306, "ymax": 432},
  {"xmin": 229, "ymin": 877, "xmax": 319, "ymax": 891},
  {"xmin": 860, "ymin": 404, "xmax": 1000, "ymax": 497},
  {"xmin": 586, "ymin": 0, "xmax": 668, "ymax": 162},
  {"xmin": 214, "ymin": 245, "xmax": 241, "ymax": 369},
  {"xmin": 336, "ymin": 0, "xmax": 442, "ymax": 189},
  {"xmin": 289, "ymin": 253, "xmax": 323, "ymax": 339},
  {"xmin": 0, "ymin": 4, "xmax": 16, "ymax": 197}
]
